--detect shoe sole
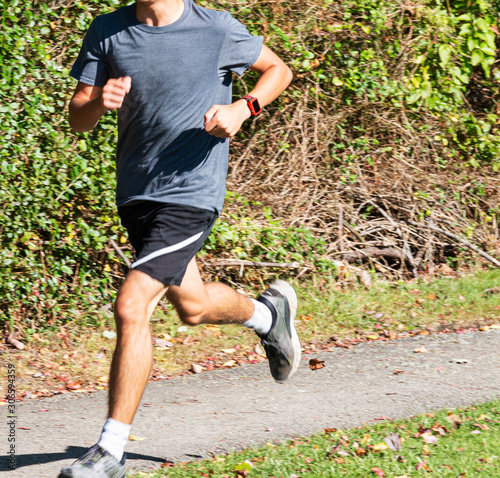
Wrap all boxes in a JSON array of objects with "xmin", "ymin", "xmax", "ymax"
[{"xmin": 268, "ymin": 280, "xmax": 301, "ymax": 381}]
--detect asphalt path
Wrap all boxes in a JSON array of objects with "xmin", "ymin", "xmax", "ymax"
[{"xmin": 3, "ymin": 329, "xmax": 500, "ymax": 477}]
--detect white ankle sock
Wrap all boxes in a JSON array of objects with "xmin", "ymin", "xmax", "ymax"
[
  {"xmin": 97, "ymin": 417, "xmax": 131, "ymax": 462},
  {"xmin": 244, "ymin": 299, "xmax": 273, "ymax": 335}
]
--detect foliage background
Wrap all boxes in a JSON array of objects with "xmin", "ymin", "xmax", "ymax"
[{"xmin": 1, "ymin": 0, "xmax": 499, "ymax": 336}]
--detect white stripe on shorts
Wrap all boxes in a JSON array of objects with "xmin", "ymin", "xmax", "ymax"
[{"xmin": 130, "ymin": 231, "xmax": 204, "ymax": 269}]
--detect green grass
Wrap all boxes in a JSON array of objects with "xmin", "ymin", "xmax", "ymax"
[
  {"xmin": 132, "ymin": 400, "xmax": 500, "ymax": 477},
  {"xmin": 296, "ymin": 268, "xmax": 500, "ymax": 344}
]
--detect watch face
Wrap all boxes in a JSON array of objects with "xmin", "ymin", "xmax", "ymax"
[{"xmin": 249, "ymin": 97, "xmax": 261, "ymax": 115}]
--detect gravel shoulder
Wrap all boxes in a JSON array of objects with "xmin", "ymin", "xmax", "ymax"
[{"xmin": 4, "ymin": 329, "xmax": 500, "ymax": 477}]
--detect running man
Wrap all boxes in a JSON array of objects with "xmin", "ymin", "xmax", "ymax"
[{"xmin": 59, "ymin": 0, "xmax": 299, "ymax": 476}]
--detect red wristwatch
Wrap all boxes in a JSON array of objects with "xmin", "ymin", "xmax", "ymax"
[{"xmin": 241, "ymin": 95, "xmax": 261, "ymax": 116}]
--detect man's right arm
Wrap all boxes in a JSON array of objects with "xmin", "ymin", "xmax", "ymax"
[{"xmin": 69, "ymin": 77, "xmax": 131, "ymax": 133}]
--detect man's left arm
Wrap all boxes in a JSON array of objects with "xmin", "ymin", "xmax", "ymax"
[{"xmin": 204, "ymin": 45, "xmax": 293, "ymax": 138}]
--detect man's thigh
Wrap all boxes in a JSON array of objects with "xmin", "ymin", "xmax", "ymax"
[{"xmin": 118, "ymin": 202, "xmax": 217, "ymax": 287}]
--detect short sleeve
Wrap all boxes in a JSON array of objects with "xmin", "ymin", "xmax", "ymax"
[
  {"xmin": 218, "ymin": 12, "xmax": 263, "ymax": 77},
  {"xmin": 70, "ymin": 18, "xmax": 110, "ymax": 87}
]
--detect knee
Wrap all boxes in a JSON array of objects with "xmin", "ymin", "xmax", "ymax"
[{"xmin": 114, "ymin": 295, "xmax": 148, "ymax": 334}]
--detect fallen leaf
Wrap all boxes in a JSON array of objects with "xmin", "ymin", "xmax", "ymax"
[
  {"xmin": 422, "ymin": 444, "xmax": 431, "ymax": 455},
  {"xmin": 309, "ymin": 358, "xmax": 325, "ymax": 370},
  {"xmin": 356, "ymin": 446, "xmax": 367, "ymax": 456},
  {"xmin": 416, "ymin": 462, "xmax": 431, "ymax": 471},
  {"xmin": 383, "ymin": 432, "xmax": 402, "ymax": 451},
  {"xmin": 66, "ymin": 381, "xmax": 82, "ymax": 390},
  {"xmin": 421, "ymin": 432, "xmax": 439, "ymax": 444},
  {"xmin": 473, "ymin": 423, "xmax": 490, "ymax": 430},
  {"xmin": 222, "ymin": 360, "xmax": 237, "ymax": 368},
  {"xmin": 366, "ymin": 334, "xmax": 379, "ymax": 340},
  {"xmin": 333, "ymin": 457, "xmax": 345, "ymax": 464},
  {"xmin": 446, "ymin": 412, "xmax": 463, "ymax": 428},
  {"xmin": 8, "ymin": 335, "xmax": 25, "ymax": 350},
  {"xmin": 254, "ymin": 344, "xmax": 265, "ymax": 356},
  {"xmin": 18, "ymin": 427, "xmax": 31, "ymax": 430},
  {"xmin": 324, "ymin": 428, "xmax": 337, "ymax": 434},
  {"xmin": 414, "ymin": 345, "xmax": 428, "ymax": 353},
  {"xmin": 128, "ymin": 434, "xmax": 146, "ymax": 441},
  {"xmin": 154, "ymin": 338, "xmax": 173, "ymax": 349},
  {"xmin": 301, "ymin": 314, "xmax": 313, "ymax": 322},
  {"xmin": 191, "ymin": 364, "xmax": 203, "ymax": 374},
  {"xmin": 483, "ymin": 286, "xmax": 499, "ymax": 296},
  {"xmin": 222, "ymin": 348, "xmax": 237, "ymax": 354},
  {"xmin": 372, "ymin": 442, "xmax": 389, "ymax": 451},
  {"xmin": 371, "ymin": 467, "xmax": 386, "ymax": 477},
  {"xmin": 234, "ymin": 461, "xmax": 253, "ymax": 471},
  {"xmin": 427, "ymin": 293, "xmax": 437, "ymax": 300},
  {"xmin": 205, "ymin": 324, "xmax": 220, "ymax": 334},
  {"xmin": 393, "ymin": 369, "xmax": 404, "ymax": 375},
  {"xmin": 458, "ymin": 294, "xmax": 466, "ymax": 302}
]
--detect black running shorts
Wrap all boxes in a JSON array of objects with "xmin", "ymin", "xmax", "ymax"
[{"xmin": 118, "ymin": 202, "xmax": 218, "ymax": 286}]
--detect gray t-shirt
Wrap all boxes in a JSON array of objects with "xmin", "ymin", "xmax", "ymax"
[{"xmin": 70, "ymin": 0, "xmax": 263, "ymax": 213}]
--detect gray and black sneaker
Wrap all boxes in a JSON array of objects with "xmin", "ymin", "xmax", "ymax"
[
  {"xmin": 256, "ymin": 280, "xmax": 301, "ymax": 382},
  {"xmin": 58, "ymin": 444, "xmax": 126, "ymax": 478}
]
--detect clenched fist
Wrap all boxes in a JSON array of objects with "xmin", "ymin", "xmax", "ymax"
[
  {"xmin": 204, "ymin": 100, "xmax": 251, "ymax": 138},
  {"xmin": 100, "ymin": 76, "xmax": 132, "ymax": 112}
]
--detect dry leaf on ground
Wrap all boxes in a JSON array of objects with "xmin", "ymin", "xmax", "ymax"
[
  {"xmin": 383, "ymin": 432, "xmax": 402, "ymax": 451},
  {"xmin": 309, "ymin": 358, "xmax": 325, "ymax": 370}
]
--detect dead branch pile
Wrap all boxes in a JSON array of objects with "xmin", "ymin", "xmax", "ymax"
[{"xmin": 225, "ymin": 87, "xmax": 500, "ymax": 280}]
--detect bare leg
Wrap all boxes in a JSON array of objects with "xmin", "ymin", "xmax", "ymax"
[
  {"xmin": 166, "ymin": 257, "xmax": 254, "ymax": 326},
  {"xmin": 108, "ymin": 269, "xmax": 167, "ymax": 424},
  {"xmin": 108, "ymin": 259, "xmax": 255, "ymax": 424}
]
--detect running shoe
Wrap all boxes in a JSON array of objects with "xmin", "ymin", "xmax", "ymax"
[
  {"xmin": 58, "ymin": 444, "xmax": 126, "ymax": 478},
  {"xmin": 256, "ymin": 280, "xmax": 301, "ymax": 381}
]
